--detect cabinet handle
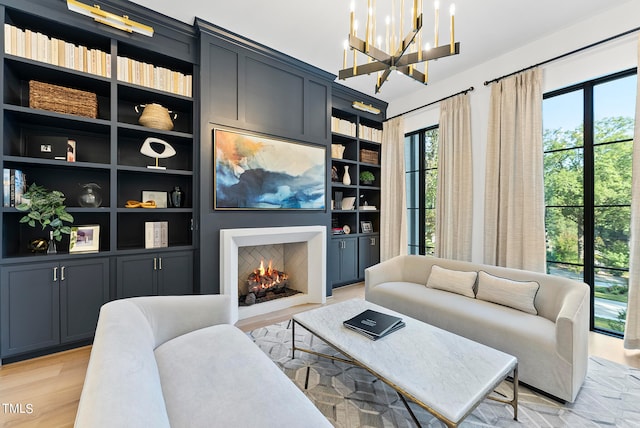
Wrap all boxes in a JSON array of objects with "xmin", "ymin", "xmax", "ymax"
[
  {"xmin": 370, "ymin": 237, "xmax": 376, "ymax": 246},
  {"xmin": 53, "ymin": 266, "xmax": 58, "ymax": 282},
  {"xmin": 61, "ymin": 266, "xmax": 66, "ymax": 281},
  {"xmin": 154, "ymin": 257, "xmax": 157, "ymax": 270},
  {"xmin": 158, "ymin": 257, "xmax": 163, "ymax": 270}
]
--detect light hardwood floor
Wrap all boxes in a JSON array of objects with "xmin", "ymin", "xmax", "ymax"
[{"xmin": 0, "ymin": 283, "xmax": 638, "ymax": 427}]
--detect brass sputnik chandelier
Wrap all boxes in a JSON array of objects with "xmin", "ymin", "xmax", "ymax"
[{"xmin": 340, "ymin": 0, "xmax": 460, "ymax": 93}]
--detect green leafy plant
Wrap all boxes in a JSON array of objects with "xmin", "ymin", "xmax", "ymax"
[
  {"xmin": 359, "ymin": 171, "xmax": 375, "ymax": 183},
  {"xmin": 16, "ymin": 183, "xmax": 74, "ymax": 241}
]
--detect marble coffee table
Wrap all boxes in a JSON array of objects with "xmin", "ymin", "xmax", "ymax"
[{"xmin": 292, "ymin": 299, "xmax": 518, "ymax": 428}]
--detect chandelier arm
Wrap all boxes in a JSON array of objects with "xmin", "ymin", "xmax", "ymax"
[
  {"xmin": 396, "ymin": 43, "xmax": 460, "ymax": 67},
  {"xmin": 392, "ymin": 14, "xmax": 423, "ymax": 61},
  {"xmin": 348, "ymin": 34, "xmax": 391, "ymax": 63},
  {"xmin": 396, "ymin": 66, "xmax": 427, "ymax": 84},
  {"xmin": 339, "ymin": 61, "xmax": 390, "ymax": 80},
  {"xmin": 374, "ymin": 68, "xmax": 393, "ymax": 93}
]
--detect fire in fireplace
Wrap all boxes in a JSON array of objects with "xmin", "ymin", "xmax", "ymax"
[{"xmin": 241, "ymin": 260, "xmax": 300, "ymax": 306}]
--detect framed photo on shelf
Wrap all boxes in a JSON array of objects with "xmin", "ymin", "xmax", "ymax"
[
  {"xmin": 142, "ymin": 191, "xmax": 168, "ymax": 208},
  {"xmin": 360, "ymin": 221, "xmax": 373, "ymax": 233},
  {"xmin": 69, "ymin": 225, "xmax": 100, "ymax": 254}
]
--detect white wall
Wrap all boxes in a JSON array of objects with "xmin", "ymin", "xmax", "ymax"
[{"xmin": 390, "ymin": 1, "xmax": 640, "ymax": 263}]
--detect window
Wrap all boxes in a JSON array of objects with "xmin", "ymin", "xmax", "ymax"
[
  {"xmin": 543, "ymin": 69, "xmax": 636, "ymax": 336},
  {"xmin": 405, "ymin": 126, "xmax": 439, "ymax": 255}
]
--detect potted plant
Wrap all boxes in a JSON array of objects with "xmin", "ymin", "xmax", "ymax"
[
  {"xmin": 16, "ymin": 183, "xmax": 74, "ymax": 251},
  {"xmin": 359, "ymin": 171, "xmax": 375, "ymax": 185}
]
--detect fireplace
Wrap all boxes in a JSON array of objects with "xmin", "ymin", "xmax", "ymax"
[
  {"xmin": 220, "ymin": 226, "xmax": 327, "ymax": 322},
  {"xmin": 243, "ymin": 258, "xmax": 290, "ymax": 304},
  {"xmin": 238, "ymin": 245, "xmax": 301, "ymax": 306}
]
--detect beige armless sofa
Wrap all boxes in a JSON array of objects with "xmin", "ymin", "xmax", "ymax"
[
  {"xmin": 75, "ymin": 295, "xmax": 331, "ymax": 427},
  {"xmin": 365, "ymin": 255, "xmax": 590, "ymax": 403}
]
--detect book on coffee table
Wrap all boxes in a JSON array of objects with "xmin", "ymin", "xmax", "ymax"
[{"xmin": 343, "ymin": 309, "xmax": 405, "ymax": 340}]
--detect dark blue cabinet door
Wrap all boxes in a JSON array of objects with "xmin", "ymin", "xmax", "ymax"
[
  {"xmin": 60, "ymin": 258, "xmax": 110, "ymax": 343},
  {"xmin": 330, "ymin": 237, "xmax": 359, "ymax": 287},
  {"xmin": 116, "ymin": 254, "xmax": 156, "ymax": 298},
  {"xmin": 340, "ymin": 237, "xmax": 358, "ymax": 282},
  {"xmin": 358, "ymin": 235, "xmax": 380, "ymax": 278},
  {"xmin": 1, "ymin": 262, "xmax": 60, "ymax": 357},
  {"xmin": 328, "ymin": 239, "xmax": 343, "ymax": 285},
  {"xmin": 157, "ymin": 251, "xmax": 193, "ymax": 295}
]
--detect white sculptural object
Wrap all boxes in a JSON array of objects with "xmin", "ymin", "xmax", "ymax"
[{"xmin": 140, "ymin": 137, "xmax": 176, "ymax": 170}]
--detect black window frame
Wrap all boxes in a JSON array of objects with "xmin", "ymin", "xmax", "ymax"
[
  {"xmin": 405, "ymin": 125, "xmax": 439, "ymax": 256},
  {"xmin": 543, "ymin": 67, "xmax": 636, "ymax": 336}
]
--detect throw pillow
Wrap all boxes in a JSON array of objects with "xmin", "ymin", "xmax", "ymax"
[
  {"xmin": 476, "ymin": 271, "xmax": 540, "ymax": 315},
  {"xmin": 426, "ymin": 265, "xmax": 477, "ymax": 298}
]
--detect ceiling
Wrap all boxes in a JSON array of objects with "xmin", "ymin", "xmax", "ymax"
[{"xmin": 128, "ymin": 0, "xmax": 630, "ymax": 104}]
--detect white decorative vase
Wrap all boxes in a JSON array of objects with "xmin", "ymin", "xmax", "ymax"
[{"xmin": 342, "ymin": 166, "xmax": 351, "ymax": 185}]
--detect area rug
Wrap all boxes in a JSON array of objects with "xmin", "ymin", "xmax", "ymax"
[{"xmin": 249, "ymin": 321, "xmax": 640, "ymax": 427}]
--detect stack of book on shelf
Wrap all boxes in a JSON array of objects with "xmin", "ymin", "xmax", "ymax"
[
  {"xmin": 144, "ymin": 221, "xmax": 168, "ymax": 249},
  {"xmin": 331, "ymin": 117, "xmax": 356, "ymax": 137},
  {"xmin": 117, "ymin": 56, "xmax": 192, "ymax": 97},
  {"xmin": 358, "ymin": 124, "xmax": 383, "ymax": 143},
  {"xmin": 343, "ymin": 309, "xmax": 405, "ymax": 340},
  {"xmin": 4, "ymin": 24, "xmax": 111, "ymax": 77},
  {"xmin": 3, "ymin": 168, "xmax": 26, "ymax": 208}
]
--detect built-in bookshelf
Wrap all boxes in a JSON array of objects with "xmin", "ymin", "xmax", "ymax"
[
  {"xmin": 329, "ymin": 91, "xmax": 385, "ymax": 287},
  {"xmin": 1, "ymin": 5, "xmax": 196, "ymax": 258},
  {"xmin": 0, "ymin": 0, "xmax": 198, "ymax": 361}
]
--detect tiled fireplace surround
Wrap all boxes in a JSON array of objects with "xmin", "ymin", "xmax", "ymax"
[{"xmin": 220, "ymin": 226, "xmax": 327, "ymax": 322}]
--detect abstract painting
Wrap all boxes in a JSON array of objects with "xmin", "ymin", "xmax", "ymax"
[{"xmin": 214, "ymin": 128, "xmax": 326, "ymax": 209}]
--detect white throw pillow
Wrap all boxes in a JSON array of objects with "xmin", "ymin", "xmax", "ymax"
[
  {"xmin": 426, "ymin": 265, "xmax": 477, "ymax": 298},
  {"xmin": 476, "ymin": 271, "xmax": 540, "ymax": 315}
]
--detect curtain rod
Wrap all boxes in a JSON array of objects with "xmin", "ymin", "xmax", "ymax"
[
  {"xmin": 385, "ymin": 86, "xmax": 475, "ymax": 122},
  {"xmin": 484, "ymin": 25, "xmax": 640, "ymax": 86}
]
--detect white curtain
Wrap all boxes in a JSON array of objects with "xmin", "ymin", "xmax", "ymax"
[
  {"xmin": 624, "ymin": 35, "xmax": 640, "ymax": 349},
  {"xmin": 435, "ymin": 93, "xmax": 473, "ymax": 261},
  {"xmin": 380, "ymin": 116, "xmax": 408, "ymax": 261},
  {"xmin": 484, "ymin": 68, "xmax": 546, "ymax": 272}
]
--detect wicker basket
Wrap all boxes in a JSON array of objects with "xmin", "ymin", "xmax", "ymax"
[
  {"xmin": 360, "ymin": 149, "xmax": 379, "ymax": 164},
  {"xmin": 136, "ymin": 103, "xmax": 175, "ymax": 131},
  {"xmin": 29, "ymin": 81, "xmax": 97, "ymax": 118}
]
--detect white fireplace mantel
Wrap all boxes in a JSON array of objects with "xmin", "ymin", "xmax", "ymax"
[{"xmin": 220, "ymin": 226, "xmax": 327, "ymax": 322}]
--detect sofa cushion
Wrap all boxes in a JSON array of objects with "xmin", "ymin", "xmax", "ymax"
[
  {"xmin": 154, "ymin": 324, "xmax": 332, "ymax": 428},
  {"xmin": 476, "ymin": 271, "xmax": 540, "ymax": 315},
  {"xmin": 426, "ymin": 265, "xmax": 477, "ymax": 298}
]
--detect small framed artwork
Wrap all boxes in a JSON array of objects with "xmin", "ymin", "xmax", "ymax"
[
  {"xmin": 142, "ymin": 191, "xmax": 167, "ymax": 208},
  {"xmin": 69, "ymin": 225, "xmax": 100, "ymax": 254},
  {"xmin": 67, "ymin": 139, "xmax": 76, "ymax": 162},
  {"xmin": 361, "ymin": 221, "xmax": 373, "ymax": 233}
]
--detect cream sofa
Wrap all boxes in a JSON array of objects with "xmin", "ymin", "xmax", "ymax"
[
  {"xmin": 365, "ymin": 255, "xmax": 590, "ymax": 403},
  {"xmin": 75, "ymin": 295, "xmax": 331, "ymax": 428}
]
